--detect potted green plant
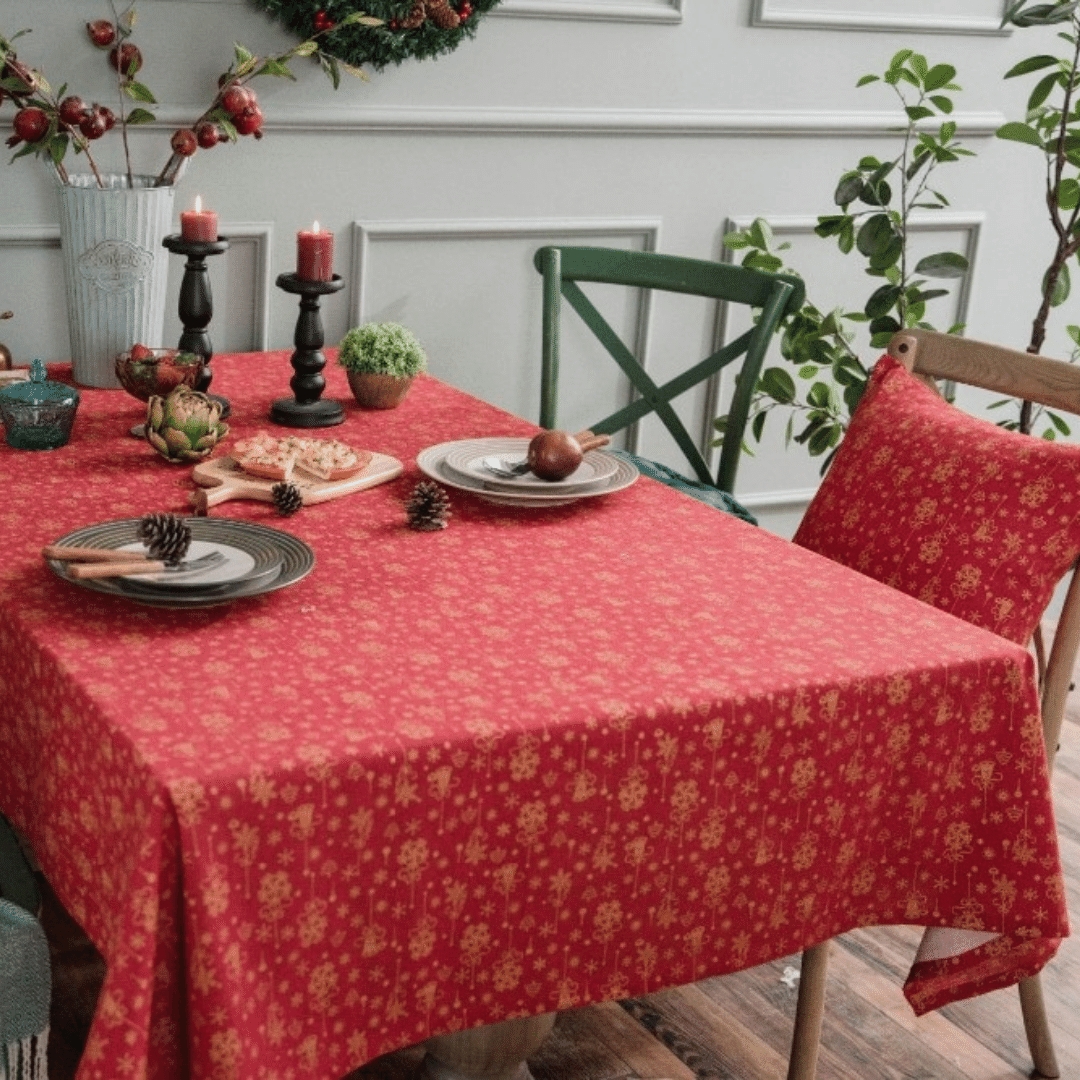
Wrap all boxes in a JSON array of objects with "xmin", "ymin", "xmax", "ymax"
[{"xmin": 338, "ymin": 322, "xmax": 427, "ymax": 409}]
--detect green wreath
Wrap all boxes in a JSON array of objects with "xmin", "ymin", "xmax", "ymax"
[{"xmin": 247, "ymin": 1, "xmax": 503, "ymax": 71}]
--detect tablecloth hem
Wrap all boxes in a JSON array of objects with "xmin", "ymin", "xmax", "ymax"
[{"xmin": 903, "ymin": 935, "xmax": 1062, "ymax": 1015}]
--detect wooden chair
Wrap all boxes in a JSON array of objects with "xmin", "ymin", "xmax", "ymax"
[
  {"xmin": 787, "ymin": 327, "xmax": 1080, "ymax": 1080},
  {"xmin": 534, "ymin": 245, "xmax": 804, "ymax": 497}
]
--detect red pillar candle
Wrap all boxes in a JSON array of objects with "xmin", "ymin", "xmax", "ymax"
[
  {"xmin": 297, "ymin": 221, "xmax": 334, "ymax": 282},
  {"xmin": 180, "ymin": 195, "xmax": 218, "ymax": 242}
]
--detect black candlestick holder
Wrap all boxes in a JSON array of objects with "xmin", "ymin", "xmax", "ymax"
[
  {"xmin": 271, "ymin": 272, "xmax": 346, "ymax": 428},
  {"xmin": 163, "ymin": 233, "xmax": 231, "ymax": 417}
]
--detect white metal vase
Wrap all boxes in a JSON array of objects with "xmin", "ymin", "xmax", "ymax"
[{"xmin": 56, "ymin": 174, "xmax": 175, "ymax": 388}]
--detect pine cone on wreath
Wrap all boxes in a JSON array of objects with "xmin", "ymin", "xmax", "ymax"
[
  {"xmin": 402, "ymin": 0, "xmax": 461, "ymax": 30},
  {"xmin": 272, "ymin": 481, "xmax": 304, "ymax": 517},
  {"xmin": 137, "ymin": 512, "xmax": 193, "ymax": 565},
  {"xmin": 406, "ymin": 481, "xmax": 451, "ymax": 531}
]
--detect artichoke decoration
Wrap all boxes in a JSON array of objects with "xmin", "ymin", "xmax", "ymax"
[{"xmin": 144, "ymin": 386, "xmax": 229, "ymax": 464}]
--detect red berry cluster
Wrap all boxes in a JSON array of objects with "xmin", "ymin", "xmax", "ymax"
[
  {"xmin": 313, "ymin": 10, "xmax": 336, "ymax": 33},
  {"xmin": 169, "ymin": 83, "xmax": 263, "ymax": 160}
]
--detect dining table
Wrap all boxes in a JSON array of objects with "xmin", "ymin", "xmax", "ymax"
[{"xmin": 0, "ymin": 350, "xmax": 1069, "ymax": 1080}]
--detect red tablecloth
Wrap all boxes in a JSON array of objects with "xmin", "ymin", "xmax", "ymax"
[{"xmin": 0, "ymin": 353, "xmax": 1067, "ymax": 1079}]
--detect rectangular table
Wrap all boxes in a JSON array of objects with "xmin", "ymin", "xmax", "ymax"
[{"xmin": 0, "ymin": 351, "xmax": 1068, "ymax": 1079}]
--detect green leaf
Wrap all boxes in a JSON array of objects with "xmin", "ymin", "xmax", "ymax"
[
  {"xmin": 47, "ymin": 132, "xmax": 68, "ymax": 166},
  {"xmin": 751, "ymin": 409, "xmax": 767, "ymax": 442},
  {"xmin": 234, "ymin": 43, "xmax": 254, "ymax": 66},
  {"xmin": 833, "ymin": 173, "xmax": 864, "ymax": 207},
  {"xmin": 124, "ymin": 107, "xmax": 156, "ymax": 125},
  {"xmin": 1028, "ymin": 70, "xmax": 1063, "ymax": 111},
  {"xmin": 924, "ymin": 64, "xmax": 957, "ymax": 92},
  {"xmin": 868, "ymin": 235, "xmax": 904, "ymax": 272},
  {"xmin": 1046, "ymin": 262, "xmax": 1071, "ymax": 305},
  {"xmin": 1058, "ymin": 177, "xmax": 1080, "ymax": 210},
  {"xmin": 1049, "ymin": 410, "xmax": 1072, "ymax": 435},
  {"xmin": 723, "ymin": 231, "xmax": 750, "ymax": 250},
  {"xmin": 798, "ymin": 364, "xmax": 820, "ymax": 379},
  {"xmin": 1003, "ymin": 54, "xmax": 1059, "ymax": 78},
  {"xmin": 294, "ymin": 41, "xmax": 319, "ymax": 57},
  {"xmin": 744, "ymin": 252, "xmax": 783, "ymax": 273},
  {"xmin": 856, "ymin": 214, "xmax": 896, "ymax": 257},
  {"xmin": 257, "ymin": 58, "xmax": 295, "ymax": 79},
  {"xmin": 123, "ymin": 80, "xmax": 157, "ymax": 104},
  {"xmin": 856, "ymin": 74, "xmax": 879, "ymax": 87},
  {"xmin": 930, "ymin": 95, "xmax": 954, "ymax": 114},
  {"xmin": 760, "ymin": 366, "xmax": 797, "ymax": 405},
  {"xmin": 747, "ymin": 218, "xmax": 774, "ymax": 250},
  {"xmin": 865, "ymin": 283, "xmax": 903, "ymax": 318},
  {"xmin": 914, "ymin": 251, "xmax": 969, "ymax": 278},
  {"xmin": 996, "ymin": 120, "xmax": 1046, "ymax": 147},
  {"xmin": 905, "ymin": 106, "xmax": 935, "ymax": 123}
]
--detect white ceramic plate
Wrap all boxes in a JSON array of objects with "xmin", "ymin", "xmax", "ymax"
[
  {"xmin": 417, "ymin": 440, "xmax": 638, "ymax": 508},
  {"xmin": 443, "ymin": 439, "xmax": 619, "ymax": 493}
]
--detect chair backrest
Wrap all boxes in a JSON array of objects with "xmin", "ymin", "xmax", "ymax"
[
  {"xmin": 534, "ymin": 246, "xmax": 804, "ymax": 494},
  {"xmin": 888, "ymin": 327, "xmax": 1080, "ymax": 767}
]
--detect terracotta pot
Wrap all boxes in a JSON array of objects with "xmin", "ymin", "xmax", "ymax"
[{"xmin": 346, "ymin": 371, "xmax": 414, "ymax": 409}]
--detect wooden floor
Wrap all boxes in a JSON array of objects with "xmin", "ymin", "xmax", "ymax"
[{"xmin": 44, "ymin": 692, "xmax": 1080, "ymax": 1080}]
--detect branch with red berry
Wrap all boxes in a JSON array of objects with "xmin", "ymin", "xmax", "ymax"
[
  {"xmin": 0, "ymin": 3, "xmax": 382, "ymax": 189},
  {"xmin": 246, "ymin": 1, "xmax": 500, "ymax": 72}
]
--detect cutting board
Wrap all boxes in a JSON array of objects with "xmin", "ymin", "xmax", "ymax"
[{"xmin": 190, "ymin": 451, "xmax": 403, "ymax": 514}]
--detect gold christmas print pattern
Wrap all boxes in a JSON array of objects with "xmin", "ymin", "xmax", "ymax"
[
  {"xmin": 0, "ymin": 353, "xmax": 1066, "ymax": 1080},
  {"xmin": 794, "ymin": 354, "xmax": 1080, "ymax": 646}
]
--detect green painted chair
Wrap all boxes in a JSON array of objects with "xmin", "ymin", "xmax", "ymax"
[{"xmin": 533, "ymin": 246, "xmax": 804, "ymax": 510}]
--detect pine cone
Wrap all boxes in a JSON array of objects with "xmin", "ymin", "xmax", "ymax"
[
  {"xmin": 137, "ymin": 512, "xmax": 192, "ymax": 565},
  {"xmin": 272, "ymin": 481, "xmax": 303, "ymax": 517},
  {"xmin": 406, "ymin": 481, "xmax": 451, "ymax": 531}
]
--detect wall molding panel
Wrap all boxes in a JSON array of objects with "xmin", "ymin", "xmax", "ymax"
[
  {"xmin": 497, "ymin": 0, "xmax": 682, "ymax": 23},
  {"xmin": 219, "ymin": 222, "xmax": 275, "ymax": 352},
  {"xmin": 348, "ymin": 216, "xmax": 661, "ymax": 326},
  {"xmin": 149, "ymin": 104, "xmax": 1006, "ymax": 139},
  {"xmin": 751, "ymin": 0, "xmax": 1012, "ymax": 35}
]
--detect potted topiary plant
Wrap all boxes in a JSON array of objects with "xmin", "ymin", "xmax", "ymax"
[{"xmin": 338, "ymin": 322, "xmax": 427, "ymax": 409}]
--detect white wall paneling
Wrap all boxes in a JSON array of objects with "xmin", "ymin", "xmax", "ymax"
[
  {"xmin": 350, "ymin": 218, "xmax": 660, "ymax": 425},
  {"xmin": 498, "ymin": 0, "xmax": 682, "ymax": 23},
  {"xmin": 0, "ymin": 227, "xmax": 66, "ymax": 369},
  {"xmin": 751, "ymin": 0, "xmax": 1012, "ymax": 35}
]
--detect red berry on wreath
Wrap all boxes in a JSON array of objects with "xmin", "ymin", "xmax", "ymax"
[
  {"xmin": 79, "ymin": 111, "xmax": 107, "ymax": 140},
  {"xmin": 314, "ymin": 9, "xmax": 336, "ymax": 32},
  {"xmin": 170, "ymin": 128, "xmax": 198, "ymax": 157},
  {"xmin": 459, "ymin": 1, "xmax": 473, "ymax": 17},
  {"xmin": 12, "ymin": 106, "xmax": 48, "ymax": 144},
  {"xmin": 221, "ymin": 84, "xmax": 253, "ymax": 118},
  {"xmin": 109, "ymin": 42, "xmax": 143, "ymax": 77},
  {"xmin": 86, "ymin": 20, "xmax": 116, "ymax": 48},
  {"xmin": 58, "ymin": 96, "xmax": 88, "ymax": 126},
  {"xmin": 195, "ymin": 122, "xmax": 221, "ymax": 149}
]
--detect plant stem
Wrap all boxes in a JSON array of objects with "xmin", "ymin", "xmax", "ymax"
[{"xmin": 1021, "ymin": 15, "xmax": 1080, "ymax": 432}]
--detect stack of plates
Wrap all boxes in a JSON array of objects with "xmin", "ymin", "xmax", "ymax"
[
  {"xmin": 417, "ymin": 438, "xmax": 638, "ymax": 508},
  {"xmin": 45, "ymin": 518, "xmax": 315, "ymax": 608}
]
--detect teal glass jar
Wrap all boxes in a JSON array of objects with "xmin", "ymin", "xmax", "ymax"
[{"xmin": 0, "ymin": 359, "xmax": 80, "ymax": 450}]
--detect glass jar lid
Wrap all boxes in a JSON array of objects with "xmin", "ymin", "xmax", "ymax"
[{"xmin": 0, "ymin": 359, "xmax": 80, "ymax": 407}]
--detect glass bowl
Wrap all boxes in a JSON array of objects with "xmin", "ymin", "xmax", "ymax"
[
  {"xmin": 0, "ymin": 359, "xmax": 80, "ymax": 450},
  {"xmin": 115, "ymin": 347, "xmax": 203, "ymax": 402}
]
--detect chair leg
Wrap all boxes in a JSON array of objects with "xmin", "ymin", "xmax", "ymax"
[
  {"xmin": 1019, "ymin": 974, "xmax": 1059, "ymax": 1078},
  {"xmin": 787, "ymin": 941, "xmax": 830, "ymax": 1080}
]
